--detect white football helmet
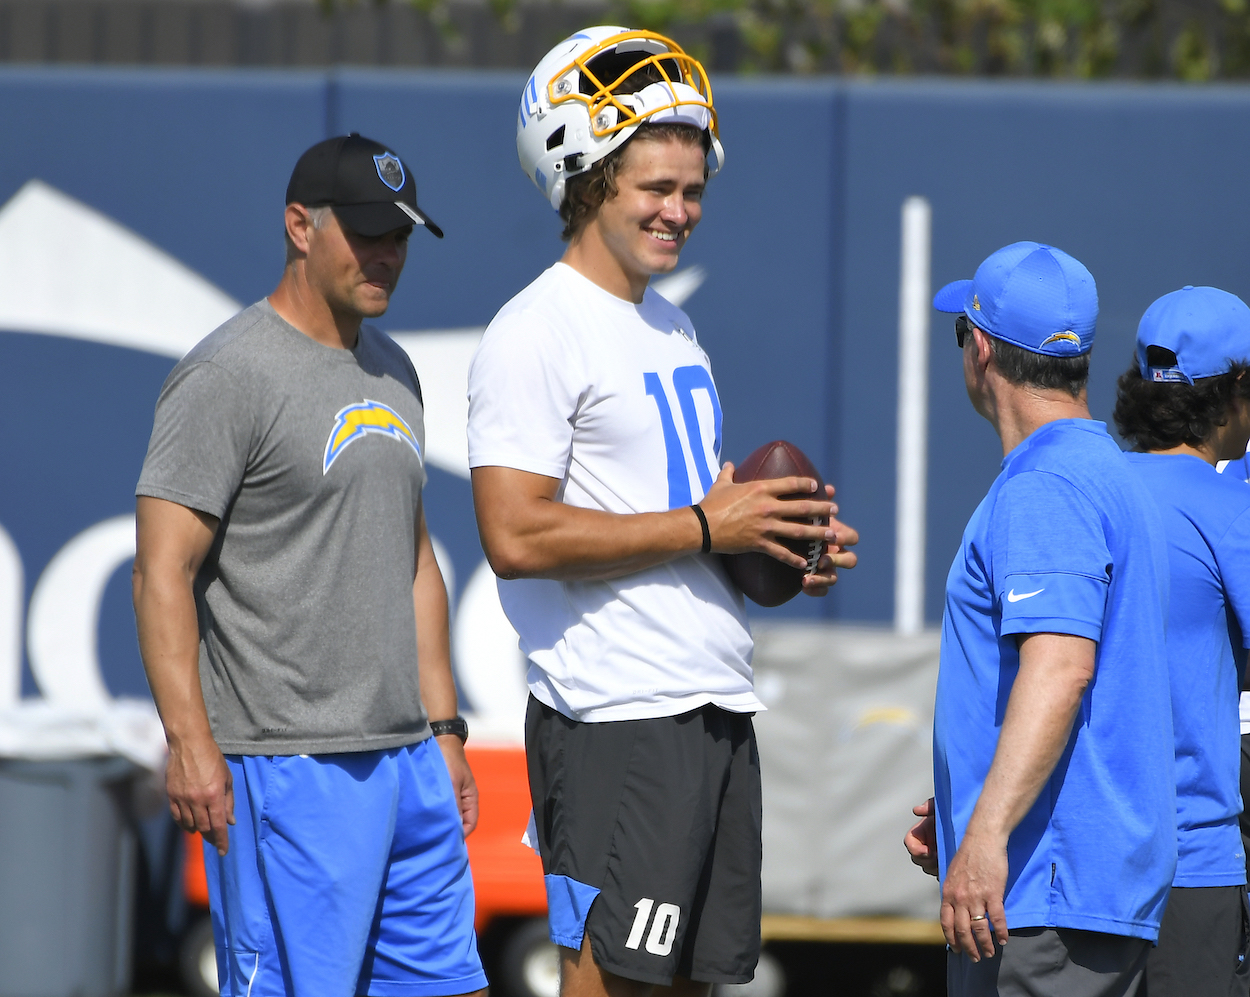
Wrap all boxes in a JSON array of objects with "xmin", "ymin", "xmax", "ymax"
[{"xmin": 516, "ymin": 26, "xmax": 726, "ymax": 211}]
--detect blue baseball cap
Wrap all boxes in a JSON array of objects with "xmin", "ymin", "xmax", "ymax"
[
  {"xmin": 932, "ymin": 242, "xmax": 1098, "ymax": 357},
  {"xmin": 1137, "ymin": 285, "xmax": 1250, "ymax": 383}
]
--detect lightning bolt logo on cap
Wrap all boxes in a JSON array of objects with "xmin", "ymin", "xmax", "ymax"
[{"xmin": 323, "ymin": 400, "xmax": 420, "ymax": 474}]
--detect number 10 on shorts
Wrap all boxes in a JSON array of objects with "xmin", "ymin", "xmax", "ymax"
[{"xmin": 625, "ymin": 898, "xmax": 681, "ymax": 956}]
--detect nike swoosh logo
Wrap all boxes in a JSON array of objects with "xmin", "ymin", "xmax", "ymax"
[{"xmin": 1007, "ymin": 588, "xmax": 1045, "ymax": 603}]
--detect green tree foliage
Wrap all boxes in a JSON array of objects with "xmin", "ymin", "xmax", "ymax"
[{"xmin": 601, "ymin": 0, "xmax": 1247, "ymax": 76}]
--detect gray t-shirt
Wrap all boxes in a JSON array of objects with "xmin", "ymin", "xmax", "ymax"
[{"xmin": 137, "ymin": 299, "xmax": 431, "ymax": 755}]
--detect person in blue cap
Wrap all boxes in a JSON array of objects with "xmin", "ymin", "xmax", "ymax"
[
  {"xmin": 1220, "ymin": 429, "xmax": 1250, "ymax": 917},
  {"xmin": 1113, "ymin": 285, "xmax": 1250, "ymax": 997},
  {"xmin": 902, "ymin": 242, "xmax": 1175, "ymax": 996}
]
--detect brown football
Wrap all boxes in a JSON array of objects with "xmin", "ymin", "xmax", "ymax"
[{"xmin": 721, "ymin": 440, "xmax": 829, "ymax": 608}]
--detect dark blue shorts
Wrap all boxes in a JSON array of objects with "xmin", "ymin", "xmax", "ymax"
[{"xmin": 204, "ymin": 739, "xmax": 487, "ymax": 997}]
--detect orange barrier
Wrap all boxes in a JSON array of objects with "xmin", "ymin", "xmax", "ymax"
[
  {"xmin": 184, "ymin": 830, "xmax": 210, "ymax": 908},
  {"xmin": 462, "ymin": 744, "xmax": 548, "ymax": 929}
]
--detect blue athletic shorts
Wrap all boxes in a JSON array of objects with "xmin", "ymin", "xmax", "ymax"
[{"xmin": 203, "ymin": 738, "xmax": 487, "ymax": 997}]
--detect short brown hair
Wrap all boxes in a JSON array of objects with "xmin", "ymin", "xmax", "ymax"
[
  {"xmin": 559, "ymin": 123, "xmax": 709, "ymax": 242},
  {"xmin": 987, "ymin": 335, "xmax": 1090, "ymax": 398},
  {"xmin": 1114, "ymin": 361, "xmax": 1250, "ymax": 450}
]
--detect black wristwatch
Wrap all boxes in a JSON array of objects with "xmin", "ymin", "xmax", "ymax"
[{"xmin": 429, "ymin": 715, "xmax": 468, "ymax": 743}]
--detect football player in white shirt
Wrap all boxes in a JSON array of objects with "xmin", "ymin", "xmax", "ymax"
[{"xmin": 467, "ymin": 27, "xmax": 859, "ymax": 997}]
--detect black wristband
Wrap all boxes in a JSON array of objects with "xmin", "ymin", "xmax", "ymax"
[
  {"xmin": 690, "ymin": 504, "xmax": 712, "ymax": 555},
  {"xmin": 429, "ymin": 716, "xmax": 468, "ymax": 743}
]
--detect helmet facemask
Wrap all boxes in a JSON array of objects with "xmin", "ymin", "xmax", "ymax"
[{"xmin": 553, "ymin": 38, "xmax": 716, "ymax": 142}]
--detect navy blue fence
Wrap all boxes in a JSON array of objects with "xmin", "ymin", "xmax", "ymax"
[{"xmin": 1, "ymin": 68, "xmax": 1247, "ymax": 704}]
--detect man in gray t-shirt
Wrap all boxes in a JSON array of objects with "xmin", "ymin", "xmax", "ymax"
[{"xmin": 133, "ymin": 134, "xmax": 487, "ymax": 997}]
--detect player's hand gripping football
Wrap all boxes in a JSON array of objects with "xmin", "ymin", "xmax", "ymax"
[
  {"xmin": 699, "ymin": 463, "xmax": 858, "ymax": 588},
  {"xmin": 802, "ymin": 481, "xmax": 858, "ymax": 597}
]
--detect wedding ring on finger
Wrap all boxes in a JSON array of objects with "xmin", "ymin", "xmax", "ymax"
[{"xmin": 970, "ymin": 914, "xmax": 987, "ymax": 922}]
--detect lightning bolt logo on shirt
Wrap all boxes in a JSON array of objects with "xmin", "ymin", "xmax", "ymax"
[{"xmin": 323, "ymin": 400, "xmax": 420, "ymax": 474}]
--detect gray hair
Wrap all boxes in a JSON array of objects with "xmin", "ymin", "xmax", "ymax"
[{"xmin": 284, "ymin": 204, "xmax": 334, "ymax": 263}]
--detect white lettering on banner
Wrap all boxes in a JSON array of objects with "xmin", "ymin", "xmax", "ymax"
[
  {"xmin": 0, "ymin": 524, "xmax": 23, "ymax": 709},
  {"xmin": 0, "ymin": 180, "xmax": 241, "ymax": 358},
  {"xmin": 26, "ymin": 515, "xmax": 135, "ymax": 708},
  {"xmin": 625, "ymin": 898, "xmax": 655, "ymax": 951},
  {"xmin": 4, "ymin": 513, "xmax": 525, "ymax": 736},
  {"xmin": 427, "ymin": 533, "xmax": 455, "ymax": 606}
]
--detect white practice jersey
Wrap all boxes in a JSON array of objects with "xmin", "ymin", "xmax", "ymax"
[{"xmin": 467, "ymin": 263, "xmax": 760, "ymax": 722}]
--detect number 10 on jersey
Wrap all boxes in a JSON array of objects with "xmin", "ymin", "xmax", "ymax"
[{"xmin": 644, "ymin": 366, "xmax": 723, "ymax": 511}]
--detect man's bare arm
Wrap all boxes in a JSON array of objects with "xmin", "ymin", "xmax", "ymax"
[
  {"xmin": 472, "ymin": 462, "xmax": 855, "ymax": 583},
  {"xmin": 940, "ymin": 632, "xmax": 1095, "ymax": 960},
  {"xmin": 413, "ymin": 508, "xmax": 478, "ymax": 836},
  {"xmin": 132, "ymin": 496, "xmax": 234, "ymax": 855}
]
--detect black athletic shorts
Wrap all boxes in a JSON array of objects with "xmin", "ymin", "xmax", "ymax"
[
  {"xmin": 525, "ymin": 696, "xmax": 762, "ymax": 987},
  {"xmin": 1240, "ymin": 732, "xmax": 1250, "ymax": 885},
  {"xmin": 1142, "ymin": 885, "xmax": 1250, "ymax": 997}
]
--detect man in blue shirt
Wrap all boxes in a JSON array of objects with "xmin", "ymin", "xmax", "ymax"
[
  {"xmin": 1220, "ymin": 452, "xmax": 1250, "ymax": 899},
  {"xmin": 903, "ymin": 242, "xmax": 1175, "ymax": 996},
  {"xmin": 1113, "ymin": 285, "xmax": 1250, "ymax": 996}
]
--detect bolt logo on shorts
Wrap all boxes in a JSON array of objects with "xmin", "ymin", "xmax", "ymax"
[
  {"xmin": 373, "ymin": 153, "xmax": 405, "ymax": 192},
  {"xmin": 323, "ymin": 399, "xmax": 420, "ymax": 474}
]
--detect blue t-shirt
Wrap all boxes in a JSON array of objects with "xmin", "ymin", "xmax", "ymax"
[
  {"xmin": 1127, "ymin": 452, "xmax": 1250, "ymax": 887},
  {"xmin": 934, "ymin": 419, "xmax": 1175, "ymax": 941},
  {"xmin": 1223, "ymin": 451, "xmax": 1250, "ymax": 483}
]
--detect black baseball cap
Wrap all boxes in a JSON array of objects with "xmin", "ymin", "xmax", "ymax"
[{"xmin": 286, "ymin": 133, "xmax": 444, "ymax": 239}]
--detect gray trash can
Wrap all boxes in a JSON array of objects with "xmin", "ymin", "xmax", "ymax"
[{"xmin": 0, "ymin": 755, "xmax": 139, "ymax": 997}]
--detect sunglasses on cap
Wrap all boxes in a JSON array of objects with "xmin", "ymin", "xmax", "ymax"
[{"xmin": 955, "ymin": 314, "xmax": 972, "ymax": 348}]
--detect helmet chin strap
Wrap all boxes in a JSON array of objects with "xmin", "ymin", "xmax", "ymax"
[{"xmin": 707, "ymin": 135, "xmax": 725, "ymax": 178}]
